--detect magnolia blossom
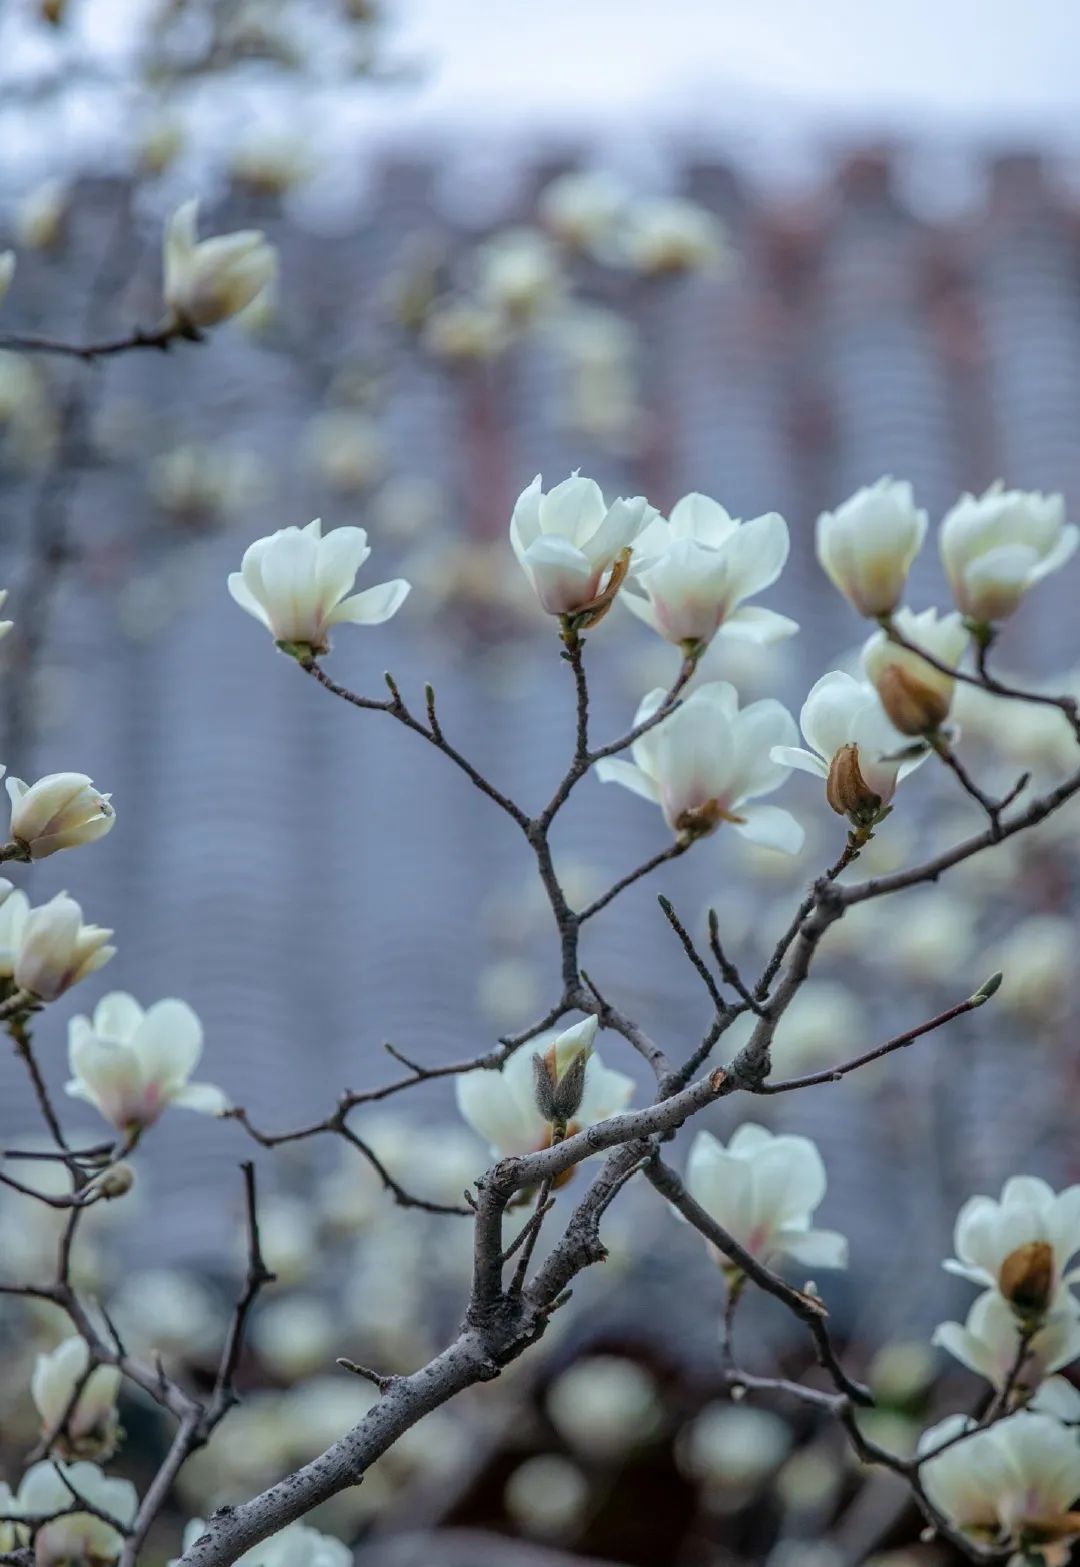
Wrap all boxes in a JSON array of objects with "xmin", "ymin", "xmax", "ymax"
[
  {"xmin": 0, "ymin": 251, "xmax": 14, "ymax": 307},
  {"xmin": 940, "ymin": 482, "xmax": 1078, "ymax": 624},
  {"xmin": 14, "ymin": 893, "xmax": 114, "ymax": 1002},
  {"xmin": 178, "ymin": 1521, "xmax": 351, "ymax": 1567},
  {"xmin": 509, "ymin": 473, "xmax": 655, "ymax": 620},
  {"xmin": 816, "ymin": 478, "xmax": 927, "ymax": 618},
  {"xmin": 228, "ymin": 520, "xmax": 410, "ymax": 653},
  {"xmin": 619, "ymin": 197, "xmax": 725, "ymax": 275},
  {"xmin": 621, "ymin": 493, "xmax": 796, "ymax": 651},
  {"xmin": 66, "ymin": 993, "xmax": 227, "ymax": 1133},
  {"xmin": 475, "ymin": 228, "xmax": 562, "ymax": 321},
  {"xmin": 683, "ymin": 1124, "xmax": 847, "ymax": 1272},
  {"xmin": 0, "ymin": 880, "xmax": 21, "ymax": 975},
  {"xmin": 538, "ymin": 170, "xmax": 628, "ymax": 251},
  {"xmin": 771, "ymin": 670, "xmax": 927, "ymax": 826},
  {"xmin": 16, "ymin": 1461, "xmax": 137, "ymax": 1567},
  {"xmin": 934, "ymin": 1289, "xmax": 1080, "ymax": 1394},
  {"xmin": 596, "ymin": 681, "xmax": 803, "ymax": 853},
  {"xmin": 456, "ymin": 1021, "xmax": 634, "ymax": 1158},
  {"xmin": 862, "ymin": 606, "xmax": 968, "ymax": 736},
  {"xmin": 545, "ymin": 1357, "xmax": 663, "ymax": 1459},
  {"xmin": 919, "ymin": 1411, "xmax": 1080, "ymax": 1555},
  {"xmin": 6, "ymin": 772, "xmax": 114, "ymax": 858},
  {"xmin": 31, "ymin": 1337, "xmax": 121, "ymax": 1459},
  {"xmin": 944, "ymin": 1176, "xmax": 1080, "ymax": 1319},
  {"xmin": 163, "ymin": 198, "xmax": 275, "ymax": 330}
]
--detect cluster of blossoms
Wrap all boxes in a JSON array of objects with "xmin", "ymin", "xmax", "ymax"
[
  {"xmin": 416, "ymin": 170, "xmax": 725, "ymax": 370},
  {"xmin": 819, "ymin": 476, "xmax": 1076, "ymax": 738},
  {"xmin": 0, "ymin": 350, "xmax": 1072, "ymax": 1566},
  {"xmin": 915, "ymin": 1178, "xmax": 1080, "ymax": 1557}
]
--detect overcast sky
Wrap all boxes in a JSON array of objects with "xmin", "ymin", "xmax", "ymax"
[
  {"xmin": 388, "ymin": 0, "xmax": 1080, "ymax": 138},
  {"xmin": 4, "ymin": 0, "xmax": 1080, "ymax": 211}
]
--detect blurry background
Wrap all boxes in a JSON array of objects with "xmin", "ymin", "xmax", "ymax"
[{"xmin": 1, "ymin": 2, "xmax": 1080, "ymax": 1564}]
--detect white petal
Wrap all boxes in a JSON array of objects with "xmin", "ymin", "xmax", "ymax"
[
  {"xmin": 720, "ymin": 605, "xmax": 800, "ymax": 643},
  {"xmin": 733, "ymin": 804, "xmax": 804, "ymax": 855},
  {"xmin": 593, "ymin": 757, "xmax": 661, "ymax": 804},
  {"xmin": 328, "ymin": 578, "xmax": 411, "ymax": 627},
  {"xmin": 170, "ymin": 1081, "xmax": 230, "ymax": 1115}
]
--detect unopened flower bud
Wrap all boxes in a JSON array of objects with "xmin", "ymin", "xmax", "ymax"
[
  {"xmin": 874, "ymin": 665, "xmax": 950, "ymax": 736},
  {"xmin": 825, "ymin": 742, "xmax": 882, "ymax": 825},
  {"xmin": 91, "ymin": 1163, "xmax": 135, "ymax": 1200},
  {"xmin": 999, "ymin": 1240, "xmax": 1054, "ymax": 1320},
  {"xmin": 532, "ymin": 1016, "xmax": 597, "ymax": 1128},
  {"xmin": 862, "ymin": 608, "xmax": 968, "ymax": 737},
  {"xmin": 163, "ymin": 199, "xmax": 276, "ymax": 332}
]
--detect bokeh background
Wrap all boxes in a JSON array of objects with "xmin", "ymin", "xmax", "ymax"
[{"xmin": 2, "ymin": 3, "xmax": 1080, "ymax": 1564}]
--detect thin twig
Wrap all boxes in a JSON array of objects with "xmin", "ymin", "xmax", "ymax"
[
  {"xmin": 760, "ymin": 978, "xmax": 1000, "ymax": 1094},
  {"xmin": 576, "ymin": 840, "xmax": 690, "ymax": 922},
  {"xmin": 0, "ymin": 322, "xmax": 197, "ymax": 362},
  {"xmin": 645, "ymin": 1156, "xmax": 871, "ymax": 1405}
]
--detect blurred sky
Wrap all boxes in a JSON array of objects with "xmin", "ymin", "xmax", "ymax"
[
  {"xmin": 392, "ymin": 0, "xmax": 1080, "ymax": 138},
  {"xmin": 4, "ymin": 0, "xmax": 1080, "ymax": 219}
]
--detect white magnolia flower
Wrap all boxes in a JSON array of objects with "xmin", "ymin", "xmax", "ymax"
[
  {"xmin": 538, "ymin": 170, "xmax": 628, "ymax": 251},
  {"xmin": 619, "ymin": 196, "xmax": 725, "ymax": 275},
  {"xmin": 456, "ymin": 1023, "xmax": 634, "ymax": 1158},
  {"xmin": 228, "ymin": 519, "xmax": 410, "ymax": 653},
  {"xmin": 622, "ymin": 493, "xmax": 796, "ymax": 651},
  {"xmin": 940, "ymin": 482, "xmax": 1078, "ymax": 624},
  {"xmin": 0, "ymin": 883, "xmax": 27, "ymax": 976},
  {"xmin": 31, "ymin": 1337, "xmax": 121, "ymax": 1459},
  {"xmin": 919, "ymin": 1411, "xmax": 1080, "ymax": 1554},
  {"xmin": 0, "ymin": 252, "xmax": 13, "ymax": 308},
  {"xmin": 933, "ymin": 1289, "xmax": 1080, "ymax": 1393},
  {"xmin": 163, "ymin": 198, "xmax": 275, "ymax": 330},
  {"xmin": 545, "ymin": 1357, "xmax": 663, "ymax": 1459},
  {"xmin": 680, "ymin": 1403, "xmax": 792, "ymax": 1489},
  {"xmin": 476, "ymin": 227, "xmax": 562, "ymax": 321},
  {"xmin": 772, "ymin": 670, "xmax": 927, "ymax": 825},
  {"xmin": 178, "ymin": 1520, "xmax": 351, "ymax": 1567},
  {"xmin": 6, "ymin": 772, "xmax": 114, "ymax": 858},
  {"xmin": 0, "ymin": 588, "xmax": 11, "ymax": 639},
  {"xmin": 14, "ymin": 893, "xmax": 115, "ymax": 1002},
  {"xmin": 596, "ymin": 681, "xmax": 803, "ymax": 853},
  {"xmin": 862, "ymin": 606, "xmax": 968, "ymax": 736},
  {"xmin": 17, "ymin": 1460, "xmax": 137, "ymax": 1567},
  {"xmin": 65, "ymin": 992, "xmax": 228, "ymax": 1133},
  {"xmin": 944, "ymin": 1176, "xmax": 1080, "ymax": 1318},
  {"xmin": 816, "ymin": 478, "xmax": 927, "ymax": 618},
  {"xmin": 683, "ymin": 1124, "xmax": 847, "ymax": 1272},
  {"xmin": 1031, "ymin": 1376, "xmax": 1080, "ymax": 1422},
  {"xmin": 510, "ymin": 473, "xmax": 655, "ymax": 621}
]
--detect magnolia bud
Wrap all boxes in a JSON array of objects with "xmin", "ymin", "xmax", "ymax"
[
  {"xmin": 873, "ymin": 665, "xmax": 950, "ymax": 736},
  {"xmin": 825, "ymin": 742, "xmax": 882, "ymax": 825},
  {"xmin": 163, "ymin": 199, "xmax": 276, "ymax": 332},
  {"xmin": 532, "ymin": 1017, "xmax": 597, "ymax": 1127},
  {"xmin": 91, "ymin": 1163, "xmax": 135, "ymax": 1200},
  {"xmin": 999, "ymin": 1240, "xmax": 1054, "ymax": 1319}
]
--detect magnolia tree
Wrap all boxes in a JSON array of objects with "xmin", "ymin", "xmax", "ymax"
[{"xmin": 4, "ymin": 199, "xmax": 1080, "ymax": 1567}]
